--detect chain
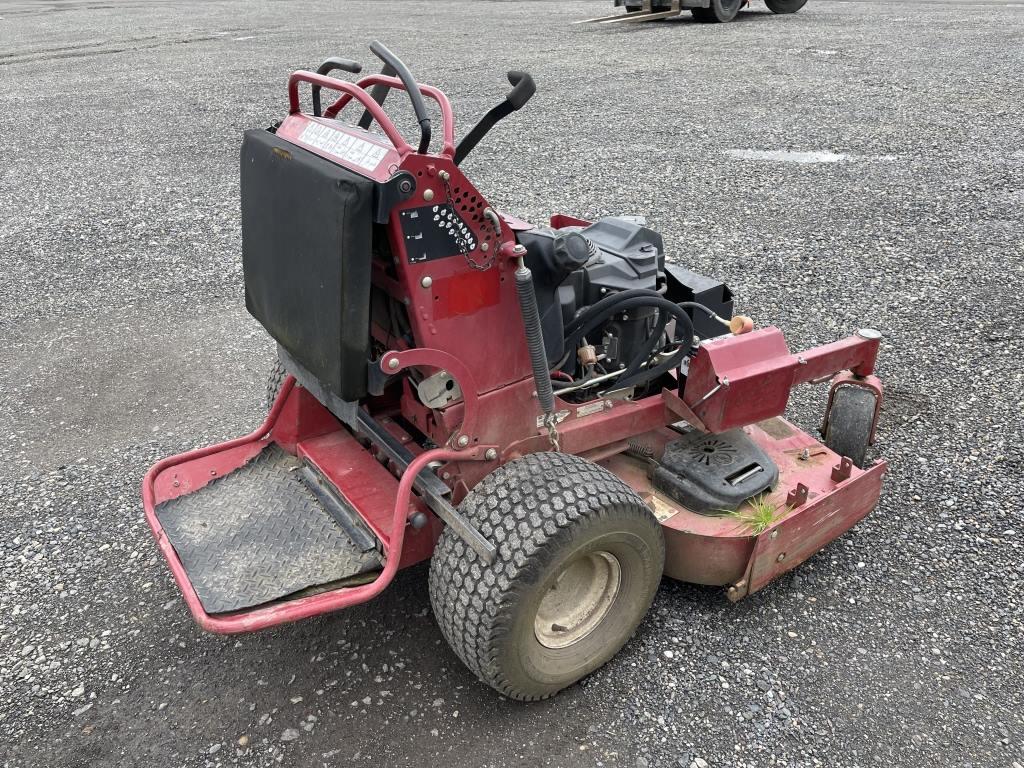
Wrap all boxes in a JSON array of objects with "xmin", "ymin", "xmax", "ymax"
[
  {"xmin": 543, "ymin": 413, "xmax": 561, "ymax": 452},
  {"xmin": 439, "ymin": 171, "xmax": 501, "ymax": 271}
]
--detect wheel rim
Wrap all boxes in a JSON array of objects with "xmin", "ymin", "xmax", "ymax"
[{"xmin": 534, "ymin": 551, "xmax": 622, "ymax": 649}]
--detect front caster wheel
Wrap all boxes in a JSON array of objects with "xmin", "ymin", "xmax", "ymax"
[
  {"xmin": 429, "ymin": 452, "xmax": 665, "ymax": 700},
  {"xmin": 824, "ymin": 386, "xmax": 877, "ymax": 468}
]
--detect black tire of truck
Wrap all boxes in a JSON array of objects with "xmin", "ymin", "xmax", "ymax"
[
  {"xmin": 764, "ymin": 0, "xmax": 807, "ymax": 13},
  {"xmin": 692, "ymin": 0, "xmax": 743, "ymax": 22}
]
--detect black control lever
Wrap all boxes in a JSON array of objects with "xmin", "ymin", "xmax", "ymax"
[
  {"xmin": 311, "ymin": 57, "xmax": 362, "ymax": 117},
  {"xmin": 454, "ymin": 71, "xmax": 536, "ymax": 166},
  {"xmin": 357, "ymin": 61, "xmax": 397, "ymax": 131},
  {"xmin": 369, "ymin": 41, "xmax": 432, "ymax": 154}
]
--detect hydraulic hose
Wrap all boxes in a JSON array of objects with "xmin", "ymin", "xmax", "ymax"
[
  {"xmin": 558, "ymin": 289, "xmax": 727, "ymax": 393},
  {"xmin": 563, "ymin": 293, "xmax": 695, "ymax": 367}
]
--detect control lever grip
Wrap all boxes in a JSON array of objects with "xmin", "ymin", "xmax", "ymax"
[
  {"xmin": 312, "ymin": 57, "xmax": 362, "ymax": 117},
  {"xmin": 505, "ymin": 71, "xmax": 536, "ymax": 111}
]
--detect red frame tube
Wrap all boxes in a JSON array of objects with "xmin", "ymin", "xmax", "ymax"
[
  {"xmin": 287, "ymin": 71, "xmax": 411, "ymax": 155},
  {"xmin": 323, "ymin": 74, "xmax": 457, "ymax": 158},
  {"xmin": 141, "ymin": 375, "xmax": 470, "ymax": 634},
  {"xmin": 791, "ymin": 333, "xmax": 880, "ymax": 384}
]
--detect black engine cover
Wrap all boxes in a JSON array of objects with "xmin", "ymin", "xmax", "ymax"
[
  {"xmin": 652, "ymin": 429, "xmax": 779, "ymax": 514},
  {"xmin": 519, "ymin": 216, "xmax": 734, "ymax": 371}
]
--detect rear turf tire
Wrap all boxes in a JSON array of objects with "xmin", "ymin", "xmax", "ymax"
[
  {"xmin": 429, "ymin": 452, "xmax": 665, "ymax": 700},
  {"xmin": 824, "ymin": 386, "xmax": 877, "ymax": 468},
  {"xmin": 764, "ymin": 0, "xmax": 807, "ymax": 13},
  {"xmin": 692, "ymin": 0, "xmax": 742, "ymax": 22}
]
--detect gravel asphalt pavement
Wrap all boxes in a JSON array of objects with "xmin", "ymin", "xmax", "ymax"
[{"xmin": 1, "ymin": 0, "xmax": 1022, "ymax": 766}]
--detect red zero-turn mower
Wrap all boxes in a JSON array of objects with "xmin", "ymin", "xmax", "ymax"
[{"xmin": 142, "ymin": 43, "xmax": 887, "ymax": 700}]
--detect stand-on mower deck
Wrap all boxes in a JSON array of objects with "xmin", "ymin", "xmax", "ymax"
[{"xmin": 142, "ymin": 42, "xmax": 886, "ymax": 700}]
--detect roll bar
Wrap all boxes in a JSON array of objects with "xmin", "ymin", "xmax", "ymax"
[
  {"xmin": 322, "ymin": 75, "xmax": 456, "ymax": 159},
  {"xmin": 288, "ymin": 71, "xmax": 414, "ymax": 155},
  {"xmin": 291, "ymin": 43, "xmax": 533, "ymax": 163}
]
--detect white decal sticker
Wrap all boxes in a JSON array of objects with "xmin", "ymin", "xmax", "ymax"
[
  {"xmin": 575, "ymin": 401, "xmax": 607, "ymax": 418},
  {"xmin": 650, "ymin": 495, "xmax": 680, "ymax": 523},
  {"xmin": 298, "ymin": 122, "xmax": 389, "ymax": 172}
]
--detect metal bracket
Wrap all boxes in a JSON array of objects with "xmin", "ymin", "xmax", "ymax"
[
  {"xmin": 276, "ymin": 346, "xmax": 496, "ymax": 563},
  {"xmin": 415, "ymin": 369, "xmax": 463, "ymax": 409},
  {"xmin": 786, "ymin": 483, "xmax": 809, "ymax": 508},
  {"xmin": 661, "ymin": 387, "xmax": 708, "ymax": 432},
  {"xmin": 380, "ymin": 348, "xmax": 480, "ymax": 448},
  {"xmin": 831, "ymin": 456, "xmax": 853, "ymax": 483}
]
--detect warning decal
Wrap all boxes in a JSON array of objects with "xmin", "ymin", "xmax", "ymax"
[{"xmin": 298, "ymin": 122, "xmax": 389, "ymax": 172}]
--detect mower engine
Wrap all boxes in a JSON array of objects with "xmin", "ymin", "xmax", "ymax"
[{"xmin": 520, "ymin": 217, "xmax": 732, "ymax": 400}]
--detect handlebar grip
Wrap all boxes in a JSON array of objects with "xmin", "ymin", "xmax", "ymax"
[
  {"xmin": 505, "ymin": 71, "xmax": 536, "ymax": 111},
  {"xmin": 369, "ymin": 41, "xmax": 432, "ymax": 154},
  {"xmin": 312, "ymin": 57, "xmax": 362, "ymax": 117},
  {"xmin": 453, "ymin": 70, "xmax": 537, "ymax": 166}
]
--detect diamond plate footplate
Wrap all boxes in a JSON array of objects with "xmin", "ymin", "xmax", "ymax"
[{"xmin": 156, "ymin": 444, "xmax": 382, "ymax": 614}]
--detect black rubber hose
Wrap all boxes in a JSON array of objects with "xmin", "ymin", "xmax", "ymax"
[
  {"xmin": 564, "ymin": 288, "xmax": 667, "ymax": 336},
  {"xmin": 557, "ymin": 290, "xmax": 726, "ymax": 392},
  {"xmin": 560, "ymin": 292, "xmax": 697, "ymax": 393},
  {"xmin": 563, "ymin": 294, "xmax": 694, "ymax": 361},
  {"xmin": 618, "ymin": 308, "xmax": 669, "ymax": 385},
  {"xmin": 566, "ymin": 291, "xmax": 720, "ymax": 338},
  {"xmin": 616, "ymin": 344, "xmax": 688, "ymax": 391},
  {"xmin": 515, "ymin": 261, "xmax": 555, "ymax": 417}
]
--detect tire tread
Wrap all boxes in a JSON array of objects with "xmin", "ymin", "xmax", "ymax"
[{"xmin": 428, "ymin": 452, "xmax": 663, "ymax": 701}]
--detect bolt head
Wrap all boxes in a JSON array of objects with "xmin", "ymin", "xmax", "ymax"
[
  {"xmin": 420, "ymin": 275, "xmax": 433, "ymax": 288},
  {"xmin": 776, "ymin": 553, "xmax": 786, "ymax": 562},
  {"xmin": 423, "ymin": 189, "xmax": 435, "ymax": 202},
  {"xmin": 484, "ymin": 448, "xmax": 498, "ymax": 460},
  {"xmin": 387, "ymin": 358, "xmax": 400, "ymax": 370},
  {"xmin": 457, "ymin": 435, "xmax": 470, "ymax": 448}
]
